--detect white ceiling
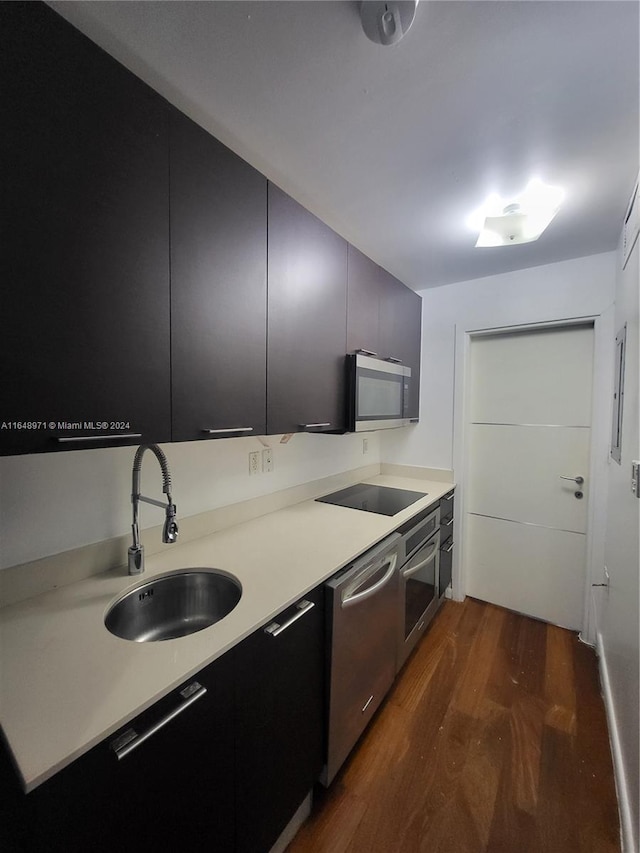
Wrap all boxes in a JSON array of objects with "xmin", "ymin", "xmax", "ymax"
[{"xmin": 50, "ymin": 1, "xmax": 639, "ymax": 290}]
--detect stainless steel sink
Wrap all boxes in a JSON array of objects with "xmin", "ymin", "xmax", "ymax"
[{"xmin": 105, "ymin": 569, "xmax": 242, "ymax": 642}]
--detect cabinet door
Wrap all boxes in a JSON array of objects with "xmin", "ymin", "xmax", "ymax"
[
  {"xmin": 234, "ymin": 586, "xmax": 324, "ymax": 853},
  {"xmin": 0, "ymin": 3, "xmax": 171, "ymax": 456},
  {"xmin": 170, "ymin": 110, "xmax": 267, "ymax": 441},
  {"xmin": 346, "ymin": 244, "xmax": 381, "ymax": 356},
  {"xmin": 0, "ymin": 652, "xmax": 236, "ymax": 852},
  {"xmin": 378, "ymin": 269, "xmax": 422, "ymax": 419},
  {"xmin": 267, "ymin": 184, "xmax": 347, "ymax": 434}
]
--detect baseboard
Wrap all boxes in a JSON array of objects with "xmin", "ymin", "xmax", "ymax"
[
  {"xmin": 269, "ymin": 791, "xmax": 312, "ymax": 853},
  {"xmin": 596, "ymin": 630, "xmax": 636, "ymax": 853}
]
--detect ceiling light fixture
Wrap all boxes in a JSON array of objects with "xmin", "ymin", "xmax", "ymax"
[
  {"xmin": 360, "ymin": 1, "xmax": 419, "ymax": 46},
  {"xmin": 470, "ymin": 179, "xmax": 565, "ymax": 247}
]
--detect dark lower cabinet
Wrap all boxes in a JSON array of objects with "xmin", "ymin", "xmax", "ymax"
[
  {"xmin": 0, "ymin": 586, "xmax": 325, "ymax": 853},
  {"xmin": 267, "ymin": 184, "xmax": 348, "ymax": 435},
  {"xmin": 170, "ymin": 110, "xmax": 267, "ymax": 442},
  {"xmin": 234, "ymin": 586, "xmax": 325, "ymax": 853},
  {"xmin": 0, "ymin": 652, "xmax": 236, "ymax": 853},
  {"xmin": 0, "ymin": 3, "xmax": 171, "ymax": 456}
]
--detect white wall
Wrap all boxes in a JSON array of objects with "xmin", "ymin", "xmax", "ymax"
[
  {"xmin": 382, "ymin": 251, "xmax": 617, "ymax": 470},
  {"xmin": 0, "ymin": 431, "xmax": 378, "ymax": 569},
  {"xmin": 382, "ymin": 252, "xmax": 616, "ymax": 614},
  {"xmin": 599, "ymin": 226, "xmax": 639, "ymax": 851}
]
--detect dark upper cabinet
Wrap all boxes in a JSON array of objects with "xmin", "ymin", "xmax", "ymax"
[
  {"xmin": 0, "ymin": 5, "xmax": 420, "ymax": 455},
  {"xmin": 0, "ymin": 652, "xmax": 236, "ymax": 852},
  {"xmin": 267, "ymin": 184, "xmax": 348, "ymax": 435},
  {"xmin": 234, "ymin": 586, "xmax": 325, "ymax": 853},
  {"xmin": 170, "ymin": 110, "xmax": 267, "ymax": 442},
  {"xmin": 347, "ymin": 250, "xmax": 422, "ymax": 421},
  {"xmin": 346, "ymin": 244, "xmax": 383, "ymax": 357},
  {"xmin": 0, "ymin": 3, "xmax": 171, "ymax": 456},
  {"xmin": 378, "ymin": 268, "xmax": 422, "ymax": 419}
]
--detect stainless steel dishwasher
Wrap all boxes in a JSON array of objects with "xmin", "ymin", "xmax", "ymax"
[{"xmin": 321, "ymin": 532, "xmax": 401, "ymax": 786}]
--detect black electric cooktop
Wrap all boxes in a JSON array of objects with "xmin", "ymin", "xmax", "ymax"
[{"xmin": 315, "ymin": 483, "xmax": 427, "ymax": 516}]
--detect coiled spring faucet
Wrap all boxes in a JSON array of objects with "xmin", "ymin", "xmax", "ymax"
[{"xmin": 128, "ymin": 444, "xmax": 179, "ymax": 575}]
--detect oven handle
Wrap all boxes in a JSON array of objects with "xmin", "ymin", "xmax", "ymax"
[
  {"xmin": 402, "ymin": 543, "xmax": 438, "ymax": 580},
  {"xmin": 341, "ymin": 553, "xmax": 397, "ymax": 608}
]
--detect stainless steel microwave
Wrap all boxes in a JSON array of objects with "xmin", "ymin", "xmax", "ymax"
[{"xmin": 346, "ymin": 352, "xmax": 413, "ymax": 431}]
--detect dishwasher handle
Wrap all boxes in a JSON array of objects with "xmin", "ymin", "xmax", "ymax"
[{"xmin": 341, "ymin": 552, "xmax": 397, "ymax": 609}]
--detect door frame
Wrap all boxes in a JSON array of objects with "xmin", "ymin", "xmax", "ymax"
[{"xmin": 451, "ymin": 310, "xmax": 615, "ymax": 641}]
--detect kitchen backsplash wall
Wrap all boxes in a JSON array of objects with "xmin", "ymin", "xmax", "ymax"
[{"xmin": 0, "ymin": 431, "xmax": 380, "ymax": 570}]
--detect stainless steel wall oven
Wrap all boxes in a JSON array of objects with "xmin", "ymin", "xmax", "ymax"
[{"xmin": 396, "ymin": 505, "xmax": 440, "ymax": 671}]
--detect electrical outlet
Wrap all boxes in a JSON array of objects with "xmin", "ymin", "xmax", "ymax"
[
  {"xmin": 248, "ymin": 451, "xmax": 260, "ymax": 476},
  {"xmin": 262, "ymin": 448, "xmax": 274, "ymax": 473},
  {"xmin": 362, "ymin": 438, "xmax": 369, "ymax": 455}
]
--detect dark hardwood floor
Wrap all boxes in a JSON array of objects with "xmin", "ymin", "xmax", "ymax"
[{"xmin": 288, "ymin": 597, "xmax": 620, "ymax": 853}]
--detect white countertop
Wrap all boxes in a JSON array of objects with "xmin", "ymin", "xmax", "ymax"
[{"xmin": 0, "ymin": 474, "xmax": 453, "ymax": 792}]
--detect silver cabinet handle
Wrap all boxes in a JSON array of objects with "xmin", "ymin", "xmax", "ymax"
[
  {"xmin": 560, "ymin": 475, "xmax": 584, "ymax": 485},
  {"xmin": 442, "ymin": 542, "xmax": 454, "ymax": 554},
  {"xmin": 443, "ymin": 518, "xmax": 454, "ymax": 527},
  {"xmin": 356, "ymin": 349, "xmax": 378, "ymax": 357},
  {"xmin": 202, "ymin": 427, "xmax": 254, "ymax": 434},
  {"xmin": 56, "ymin": 433, "xmax": 142, "ymax": 443},
  {"xmin": 402, "ymin": 544, "xmax": 438, "ymax": 579},
  {"xmin": 342, "ymin": 554, "xmax": 397, "ymax": 608},
  {"xmin": 110, "ymin": 681, "xmax": 207, "ymax": 760},
  {"xmin": 386, "ymin": 356, "xmax": 402, "ymax": 363},
  {"xmin": 299, "ymin": 423, "xmax": 331, "ymax": 429},
  {"xmin": 362, "ymin": 695, "xmax": 374, "ymax": 713},
  {"xmin": 264, "ymin": 599, "xmax": 315, "ymax": 637}
]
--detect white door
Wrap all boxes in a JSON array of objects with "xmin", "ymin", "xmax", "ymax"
[{"xmin": 464, "ymin": 324, "xmax": 594, "ymax": 629}]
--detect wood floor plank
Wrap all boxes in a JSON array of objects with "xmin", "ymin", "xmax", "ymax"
[
  {"xmin": 487, "ymin": 606, "xmax": 548, "ymax": 711},
  {"xmin": 484, "ymin": 706, "xmax": 545, "ymax": 853},
  {"xmin": 450, "ymin": 599, "xmax": 506, "ymax": 720},
  {"xmin": 390, "ymin": 595, "xmax": 467, "ymax": 715},
  {"xmin": 289, "ymin": 783, "xmax": 367, "ymax": 853},
  {"xmin": 571, "ymin": 639, "xmax": 621, "ymax": 853},
  {"xmin": 508, "ymin": 693, "xmax": 545, "ymax": 815},
  {"xmin": 545, "ymin": 623, "xmax": 578, "ymax": 734},
  {"xmin": 287, "ymin": 599, "xmax": 620, "ymax": 853}
]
